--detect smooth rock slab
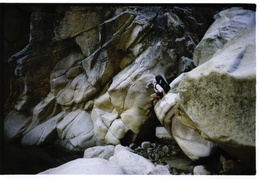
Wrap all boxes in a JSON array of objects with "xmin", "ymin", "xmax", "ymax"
[
  {"xmin": 155, "ymin": 126, "xmax": 172, "ymax": 140},
  {"xmin": 165, "ymin": 157, "xmax": 193, "ymax": 170},
  {"xmin": 4, "ymin": 110, "xmax": 31, "ymax": 140},
  {"xmin": 83, "ymin": 145, "xmax": 115, "ymax": 160},
  {"xmin": 39, "ymin": 158, "xmax": 125, "ymax": 174},
  {"xmin": 57, "ymin": 109, "xmax": 96, "ymax": 149},
  {"xmin": 172, "ymin": 115, "xmax": 217, "ymax": 160},
  {"xmin": 109, "ymin": 144, "xmax": 170, "ymax": 175},
  {"xmin": 21, "ymin": 112, "xmax": 65, "ymax": 145}
]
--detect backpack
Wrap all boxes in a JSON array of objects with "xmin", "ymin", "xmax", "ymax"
[
  {"xmin": 155, "ymin": 75, "xmax": 170, "ymax": 93},
  {"xmin": 162, "ymin": 83, "xmax": 170, "ymax": 93}
]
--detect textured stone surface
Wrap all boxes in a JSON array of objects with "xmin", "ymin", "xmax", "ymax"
[
  {"xmin": 54, "ymin": 6, "xmax": 104, "ymax": 41},
  {"xmin": 179, "ymin": 26, "xmax": 255, "ymax": 144},
  {"xmin": 178, "ymin": 26, "xmax": 255, "ymax": 167}
]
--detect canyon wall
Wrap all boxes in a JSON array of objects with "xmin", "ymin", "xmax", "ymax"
[{"xmin": 3, "ymin": 5, "xmax": 255, "ymax": 171}]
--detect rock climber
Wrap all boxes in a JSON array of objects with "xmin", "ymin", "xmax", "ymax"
[{"xmin": 145, "ymin": 75, "xmax": 170, "ymax": 106}]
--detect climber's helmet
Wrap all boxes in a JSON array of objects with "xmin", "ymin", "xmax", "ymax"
[{"xmin": 145, "ymin": 82, "xmax": 153, "ymax": 89}]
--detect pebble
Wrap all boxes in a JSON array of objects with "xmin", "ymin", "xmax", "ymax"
[
  {"xmin": 141, "ymin": 141, "xmax": 151, "ymax": 149},
  {"xmin": 171, "ymin": 150, "xmax": 179, "ymax": 156},
  {"xmin": 193, "ymin": 165, "xmax": 211, "ymax": 175},
  {"xmin": 162, "ymin": 145, "xmax": 169, "ymax": 153},
  {"xmin": 154, "ymin": 154, "xmax": 159, "ymax": 161},
  {"xmin": 147, "ymin": 148, "xmax": 152, "ymax": 153},
  {"xmin": 129, "ymin": 143, "xmax": 137, "ymax": 150}
]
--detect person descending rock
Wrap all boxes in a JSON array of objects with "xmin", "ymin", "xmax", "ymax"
[{"xmin": 145, "ymin": 75, "xmax": 170, "ymax": 106}]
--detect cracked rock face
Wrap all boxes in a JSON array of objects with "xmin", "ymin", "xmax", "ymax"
[{"xmin": 5, "ymin": 5, "xmax": 220, "ymax": 150}]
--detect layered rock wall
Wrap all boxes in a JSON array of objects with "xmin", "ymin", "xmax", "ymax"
[{"xmin": 4, "ymin": 5, "xmax": 220, "ymax": 150}]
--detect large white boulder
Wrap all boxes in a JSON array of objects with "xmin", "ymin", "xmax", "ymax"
[
  {"xmin": 39, "ymin": 144, "xmax": 170, "ymax": 175},
  {"xmin": 154, "ymin": 8, "xmax": 255, "ymax": 167},
  {"xmin": 109, "ymin": 144, "xmax": 155, "ymax": 174},
  {"xmin": 171, "ymin": 114, "xmax": 217, "ymax": 160},
  {"xmin": 178, "ymin": 26, "xmax": 255, "ymax": 167},
  {"xmin": 109, "ymin": 144, "xmax": 170, "ymax": 175},
  {"xmin": 39, "ymin": 158, "xmax": 125, "ymax": 174}
]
